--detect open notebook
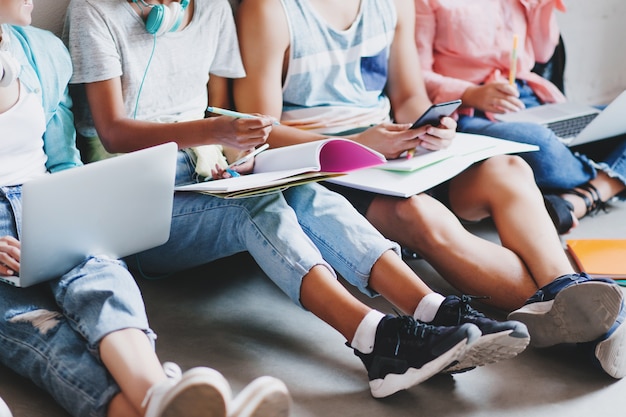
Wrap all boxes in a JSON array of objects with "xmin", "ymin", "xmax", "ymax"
[
  {"xmin": 494, "ymin": 89, "xmax": 626, "ymax": 147},
  {"xmin": 2, "ymin": 143, "xmax": 177, "ymax": 288},
  {"xmin": 175, "ymin": 138, "xmax": 386, "ymax": 198}
]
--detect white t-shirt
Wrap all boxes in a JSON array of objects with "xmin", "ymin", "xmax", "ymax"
[
  {"xmin": 0, "ymin": 83, "xmax": 47, "ymax": 186},
  {"xmin": 65, "ymin": 0, "xmax": 245, "ymax": 136}
]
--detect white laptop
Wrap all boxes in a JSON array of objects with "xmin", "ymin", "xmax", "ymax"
[
  {"xmin": 494, "ymin": 89, "xmax": 626, "ymax": 147},
  {"xmin": 1, "ymin": 142, "xmax": 177, "ymax": 288}
]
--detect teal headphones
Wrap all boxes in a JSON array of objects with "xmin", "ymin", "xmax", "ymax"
[{"xmin": 133, "ymin": 0, "xmax": 190, "ymax": 36}]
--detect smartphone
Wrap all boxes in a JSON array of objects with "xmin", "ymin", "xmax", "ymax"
[{"xmin": 410, "ymin": 99, "xmax": 462, "ymax": 129}]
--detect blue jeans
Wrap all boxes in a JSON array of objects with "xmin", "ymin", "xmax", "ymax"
[
  {"xmin": 457, "ymin": 81, "xmax": 626, "ymax": 194},
  {"xmin": 128, "ymin": 150, "xmax": 399, "ymax": 305},
  {"xmin": 0, "ymin": 186, "xmax": 154, "ymax": 417}
]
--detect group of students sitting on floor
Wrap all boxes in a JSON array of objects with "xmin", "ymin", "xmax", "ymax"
[{"xmin": 1, "ymin": 1, "xmax": 625, "ymax": 417}]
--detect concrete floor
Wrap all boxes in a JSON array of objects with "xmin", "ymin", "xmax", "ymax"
[{"xmin": 1, "ymin": 199, "xmax": 625, "ymax": 417}]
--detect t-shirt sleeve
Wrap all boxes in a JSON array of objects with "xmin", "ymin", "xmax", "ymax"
[
  {"xmin": 64, "ymin": 0, "xmax": 123, "ymax": 84},
  {"xmin": 207, "ymin": 1, "xmax": 245, "ymax": 79}
]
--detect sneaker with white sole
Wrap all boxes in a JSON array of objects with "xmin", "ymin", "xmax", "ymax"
[
  {"xmin": 228, "ymin": 376, "xmax": 290, "ymax": 417},
  {"xmin": 143, "ymin": 362, "xmax": 232, "ymax": 417},
  {"xmin": 431, "ymin": 295, "xmax": 530, "ymax": 373},
  {"xmin": 580, "ymin": 302, "xmax": 626, "ymax": 379},
  {"xmin": 508, "ymin": 273, "xmax": 623, "ymax": 348},
  {"xmin": 0, "ymin": 397, "xmax": 12, "ymax": 417},
  {"xmin": 352, "ymin": 314, "xmax": 480, "ymax": 398}
]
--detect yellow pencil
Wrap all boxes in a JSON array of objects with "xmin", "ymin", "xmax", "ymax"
[{"xmin": 509, "ymin": 34, "xmax": 519, "ymax": 85}]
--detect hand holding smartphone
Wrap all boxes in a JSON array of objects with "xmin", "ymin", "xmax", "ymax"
[{"xmin": 410, "ymin": 99, "xmax": 462, "ymax": 129}]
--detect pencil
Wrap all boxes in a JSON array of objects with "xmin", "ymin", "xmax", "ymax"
[
  {"xmin": 206, "ymin": 106, "xmax": 280, "ymax": 125},
  {"xmin": 406, "ymin": 148, "xmax": 415, "ymax": 159},
  {"xmin": 509, "ymin": 34, "xmax": 519, "ymax": 86}
]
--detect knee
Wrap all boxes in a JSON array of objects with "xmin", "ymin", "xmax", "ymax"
[
  {"xmin": 480, "ymin": 155, "xmax": 536, "ymax": 187},
  {"xmin": 392, "ymin": 195, "xmax": 458, "ymax": 249}
]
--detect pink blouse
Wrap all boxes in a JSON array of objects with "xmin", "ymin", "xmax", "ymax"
[{"xmin": 414, "ymin": 0, "xmax": 567, "ymax": 116}]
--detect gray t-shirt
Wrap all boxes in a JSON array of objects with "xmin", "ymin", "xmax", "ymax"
[{"xmin": 64, "ymin": 0, "xmax": 245, "ymax": 136}]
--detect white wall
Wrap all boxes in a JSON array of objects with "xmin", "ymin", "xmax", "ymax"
[
  {"xmin": 556, "ymin": 1, "xmax": 626, "ymax": 105},
  {"xmin": 33, "ymin": 0, "xmax": 626, "ymax": 105}
]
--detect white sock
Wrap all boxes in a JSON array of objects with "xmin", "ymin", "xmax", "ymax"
[
  {"xmin": 350, "ymin": 310, "xmax": 386, "ymax": 354},
  {"xmin": 413, "ymin": 292, "xmax": 446, "ymax": 323}
]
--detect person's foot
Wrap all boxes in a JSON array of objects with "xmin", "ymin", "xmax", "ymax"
[
  {"xmin": 0, "ymin": 396, "xmax": 12, "ymax": 417},
  {"xmin": 508, "ymin": 273, "xmax": 623, "ymax": 348},
  {"xmin": 143, "ymin": 362, "xmax": 232, "ymax": 417},
  {"xmin": 228, "ymin": 376, "xmax": 291, "ymax": 417},
  {"xmin": 351, "ymin": 314, "xmax": 480, "ymax": 398},
  {"xmin": 579, "ymin": 301, "xmax": 626, "ymax": 379},
  {"xmin": 430, "ymin": 295, "xmax": 530, "ymax": 373}
]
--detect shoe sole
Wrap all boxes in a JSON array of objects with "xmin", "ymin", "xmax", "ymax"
[
  {"xmin": 369, "ymin": 337, "xmax": 471, "ymax": 398},
  {"xmin": 228, "ymin": 376, "xmax": 291, "ymax": 417},
  {"xmin": 508, "ymin": 281, "xmax": 623, "ymax": 348},
  {"xmin": 595, "ymin": 317, "xmax": 626, "ymax": 379},
  {"xmin": 445, "ymin": 329, "xmax": 530, "ymax": 373},
  {"xmin": 161, "ymin": 367, "xmax": 232, "ymax": 417}
]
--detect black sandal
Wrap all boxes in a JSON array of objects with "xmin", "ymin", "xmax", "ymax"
[
  {"xmin": 544, "ymin": 194, "xmax": 575, "ymax": 234},
  {"xmin": 562, "ymin": 182, "xmax": 608, "ymax": 217}
]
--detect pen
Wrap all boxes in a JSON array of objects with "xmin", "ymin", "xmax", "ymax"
[
  {"xmin": 207, "ymin": 106, "xmax": 280, "ymax": 125},
  {"xmin": 509, "ymin": 34, "xmax": 519, "ymax": 86}
]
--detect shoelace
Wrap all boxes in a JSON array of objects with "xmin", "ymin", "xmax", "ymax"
[
  {"xmin": 393, "ymin": 315, "xmax": 441, "ymax": 356},
  {"xmin": 451, "ymin": 295, "xmax": 491, "ymax": 325}
]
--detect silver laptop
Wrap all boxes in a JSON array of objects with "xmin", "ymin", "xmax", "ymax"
[
  {"xmin": 494, "ymin": 89, "xmax": 626, "ymax": 147},
  {"xmin": 1, "ymin": 142, "xmax": 177, "ymax": 288}
]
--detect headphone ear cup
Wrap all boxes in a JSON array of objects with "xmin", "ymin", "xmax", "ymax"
[
  {"xmin": 145, "ymin": 4, "xmax": 170, "ymax": 35},
  {"xmin": 0, "ymin": 51, "xmax": 20, "ymax": 88},
  {"xmin": 167, "ymin": 2, "xmax": 184, "ymax": 32}
]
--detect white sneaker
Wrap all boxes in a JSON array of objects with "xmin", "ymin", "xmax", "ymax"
[
  {"xmin": 228, "ymin": 376, "xmax": 290, "ymax": 417},
  {"xmin": 143, "ymin": 362, "xmax": 232, "ymax": 417},
  {"xmin": 0, "ymin": 397, "xmax": 12, "ymax": 417}
]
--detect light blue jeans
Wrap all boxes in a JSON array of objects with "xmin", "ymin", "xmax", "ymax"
[
  {"xmin": 457, "ymin": 80, "xmax": 626, "ymax": 194},
  {"xmin": 0, "ymin": 186, "xmax": 154, "ymax": 417},
  {"xmin": 128, "ymin": 150, "xmax": 399, "ymax": 306}
]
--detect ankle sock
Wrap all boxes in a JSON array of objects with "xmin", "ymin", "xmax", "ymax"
[
  {"xmin": 413, "ymin": 292, "xmax": 446, "ymax": 323},
  {"xmin": 351, "ymin": 310, "xmax": 386, "ymax": 354}
]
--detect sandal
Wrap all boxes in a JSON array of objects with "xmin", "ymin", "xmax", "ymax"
[
  {"xmin": 544, "ymin": 194, "xmax": 575, "ymax": 234},
  {"xmin": 562, "ymin": 182, "xmax": 608, "ymax": 217}
]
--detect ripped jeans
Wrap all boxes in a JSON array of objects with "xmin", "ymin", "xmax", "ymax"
[{"xmin": 0, "ymin": 186, "xmax": 155, "ymax": 417}]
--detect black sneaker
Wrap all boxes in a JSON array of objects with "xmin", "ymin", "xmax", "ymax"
[
  {"xmin": 508, "ymin": 273, "xmax": 623, "ymax": 347},
  {"xmin": 352, "ymin": 314, "xmax": 480, "ymax": 398},
  {"xmin": 430, "ymin": 295, "xmax": 530, "ymax": 373}
]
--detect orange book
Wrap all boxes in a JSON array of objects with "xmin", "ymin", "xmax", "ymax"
[{"xmin": 566, "ymin": 239, "xmax": 626, "ymax": 279}]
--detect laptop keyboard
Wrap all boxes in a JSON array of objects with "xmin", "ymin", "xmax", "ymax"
[{"xmin": 546, "ymin": 113, "xmax": 598, "ymax": 139}]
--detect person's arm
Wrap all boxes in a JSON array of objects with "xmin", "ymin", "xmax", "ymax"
[
  {"xmin": 234, "ymin": 0, "xmax": 326, "ymax": 149},
  {"xmin": 414, "ymin": 0, "xmax": 523, "ymax": 114},
  {"xmin": 521, "ymin": 0, "xmax": 564, "ymax": 64},
  {"xmin": 386, "ymin": 0, "xmax": 432, "ymax": 124},
  {"xmin": 235, "ymin": 0, "xmax": 452, "ymax": 159},
  {"xmin": 385, "ymin": 0, "xmax": 455, "ymax": 152},
  {"xmin": 84, "ymin": 77, "xmax": 272, "ymax": 154}
]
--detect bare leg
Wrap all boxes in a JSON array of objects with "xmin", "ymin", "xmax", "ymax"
[
  {"xmin": 100, "ymin": 328, "xmax": 167, "ymax": 417},
  {"xmin": 367, "ymin": 156, "xmax": 574, "ymax": 311},
  {"xmin": 367, "ymin": 250, "xmax": 433, "ymax": 315},
  {"xmin": 107, "ymin": 392, "xmax": 141, "ymax": 417},
  {"xmin": 299, "ymin": 265, "xmax": 371, "ymax": 343}
]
